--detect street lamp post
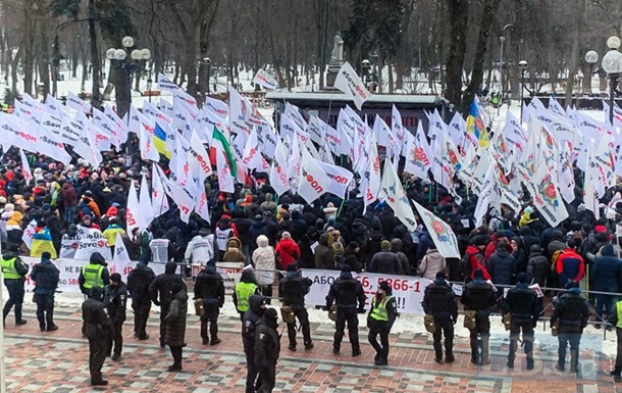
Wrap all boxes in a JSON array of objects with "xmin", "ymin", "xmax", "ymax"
[
  {"xmin": 518, "ymin": 60, "xmax": 528, "ymax": 121},
  {"xmin": 361, "ymin": 59, "xmax": 370, "ymax": 88},
  {"xmin": 105, "ymin": 36, "xmax": 151, "ymax": 115},
  {"xmin": 600, "ymin": 36, "xmax": 622, "ymax": 125},
  {"xmin": 499, "ymin": 36, "xmax": 506, "ymax": 94}
]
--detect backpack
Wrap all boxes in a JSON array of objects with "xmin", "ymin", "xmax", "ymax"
[
  {"xmin": 551, "ymin": 249, "xmax": 564, "ymax": 275},
  {"xmin": 458, "ymin": 253, "xmax": 473, "ymax": 281}
]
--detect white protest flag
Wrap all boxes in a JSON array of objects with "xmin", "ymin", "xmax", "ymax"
[
  {"xmin": 93, "ymin": 107, "xmax": 120, "ymax": 147},
  {"xmin": 279, "ymin": 113, "xmax": 300, "ymax": 143},
  {"xmin": 489, "ymin": 131, "xmax": 513, "ymax": 174},
  {"xmin": 379, "ymin": 160, "xmax": 418, "ymax": 231},
  {"xmin": 373, "ymin": 115, "xmax": 398, "ymax": 158},
  {"xmin": 448, "ymin": 112, "xmax": 467, "ymax": 148},
  {"xmin": 113, "ymin": 232, "xmax": 131, "ymax": 265},
  {"xmin": 159, "ymin": 173, "xmax": 195, "ymax": 224},
  {"xmin": 362, "ymin": 134, "xmax": 381, "ymax": 210},
  {"xmin": 21, "ymin": 220, "xmax": 37, "ymax": 250},
  {"xmin": 144, "ymin": 100, "xmax": 172, "ymax": 125},
  {"xmin": 173, "ymin": 88, "xmax": 198, "ymax": 110},
  {"xmin": 297, "ymin": 145, "xmax": 330, "ymax": 204},
  {"xmin": 286, "ymin": 135, "xmax": 302, "ymax": 180},
  {"xmin": 430, "ymin": 132, "xmax": 454, "ymax": 192},
  {"xmin": 403, "ymin": 130, "xmax": 430, "ymax": 181},
  {"xmin": 549, "ymin": 96, "xmax": 565, "ymax": 117},
  {"xmin": 284, "ymin": 102, "xmax": 308, "ymax": 132},
  {"xmin": 205, "ymin": 97, "xmax": 229, "ymax": 118},
  {"xmin": 126, "ymin": 183, "xmax": 144, "ymax": 234},
  {"xmin": 37, "ymin": 129, "xmax": 71, "ymax": 166},
  {"xmin": 158, "ymin": 72, "xmax": 179, "ymax": 92},
  {"xmin": 73, "ymin": 121, "xmax": 103, "ymax": 167},
  {"xmin": 151, "ymin": 163, "xmax": 170, "ymax": 218},
  {"xmin": 136, "ymin": 111, "xmax": 160, "ymax": 162},
  {"xmin": 502, "ymin": 111, "xmax": 528, "ymax": 160},
  {"xmin": 319, "ymin": 143, "xmax": 335, "ymax": 165},
  {"xmin": 188, "ymin": 130, "xmax": 213, "ymax": 181},
  {"xmin": 473, "ymin": 168, "xmax": 497, "ymax": 227},
  {"xmin": 308, "ymin": 115, "xmax": 326, "ymax": 145},
  {"xmin": 334, "ymin": 61, "xmax": 371, "ymax": 110},
  {"xmin": 493, "ymin": 162, "xmax": 521, "ymax": 214},
  {"xmin": 592, "ymin": 131, "xmax": 616, "ymax": 195},
  {"xmin": 66, "ymin": 91, "xmax": 91, "ymax": 114},
  {"xmin": 228, "ymin": 87, "xmax": 253, "ymax": 136},
  {"xmin": 215, "ymin": 145, "xmax": 236, "ymax": 194},
  {"xmin": 317, "ymin": 161, "xmax": 354, "ymax": 199},
  {"xmin": 104, "ymin": 104, "xmax": 128, "ymax": 143},
  {"xmin": 391, "ymin": 105, "xmax": 406, "ymax": 154},
  {"xmin": 0, "ymin": 113, "xmax": 39, "ymax": 152},
  {"xmin": 558, "ymin": 140, "xmax": 576, "ymax": 203},
  {"xmin": 19, "ymin": 149, "xmax": 32, "ymax": 184},
  {"xmin": 45, "ymin": 94, "xmax": 66, "ymax": 118},
  {"xmin": 269, "ymin": 138, "xmax": 291, "ymax": 196},
  {"xmin": 457, "ymin": 142, "xmax": 478, "ymax": 185},
  {"xmin": 14, "ymin": 99, "xmax": 42, "ymax": 132},
  {"xmin": 194, "ymin": 181, "xmax": 211, "ymax": 224},
  {"xmin": 139, "ymin": 175, "xmax": 155, "ymax": 229},
  {"xmin": 603, "ymin": 100, "xmax": 622, "ymax": 136},
  {"xmin": 412, "ymin": 200, "xmax": 461, "ymax": 259},
  {"xmin": 583, "ymin": 168, "xmax": 599, "ymax": 213},
  {"xmin": 253, "ymin": 68, "xmax": 278, "ymax": 90},
  {"xmin": 530, "ymin": 164, "xmax": 569, "ymax": 227},
  {"xmin": 324, "ymin": 120, "xmax": 342, "ymax": 156},
  {"xmin": 89, "ymin": 123, "xmax": 112, "ymax": 152},
  {"xmin": 471, "ymin": 152, "xmax": 493, "ymax": 196},
  {"xmin": 428, "ymin": 109, "xmax": 446, "ymax": 146},
  {"xmin": 258, "ymin": 121, "xmax": 277, "ymax": 159},
  {"xmin": 169, "ymin": 132, "xmax": 190, "ymax": 188}
]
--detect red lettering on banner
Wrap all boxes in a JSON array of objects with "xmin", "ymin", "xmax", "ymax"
[
  {"xmin": 127, "ymin": 210, "xmax": 137, "ymax": 227},
  {"xmin": 305, "ymin": 174, "xmax": 324, "ymax": 193},
  {"xmin": 242, "ymin": 148, "xmax": 257, "ymax": 165}
]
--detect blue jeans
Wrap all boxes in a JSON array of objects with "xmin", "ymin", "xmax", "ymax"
[
  {"xmin": 558, "ymin": 333, "xmax": 581, "ymax": 369},
  {"xmin": 595, "ymin": 294, "xmax": 615, "ymax": 325},
  {"xmin": 63, "ymin": 206, "xmax": 77, "ymax": 226}
]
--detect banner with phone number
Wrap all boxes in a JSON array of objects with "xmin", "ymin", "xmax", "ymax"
[{"xmin": 300, "ymin": 269, "xmax": 432, "ymax": 315}]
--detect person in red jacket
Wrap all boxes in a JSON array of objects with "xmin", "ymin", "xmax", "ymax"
[
  {"xmin": 484, "ymin": 231, "xmax": 512, "ymax": 260},
  {"xmin": 467, "ymin": 236, "xmax": 491, "ymax": 280},
  {"xmin": 555, "ymin": 246, "xmax": 585, "ymax": 287},
  {"xmin": 275, "ymin": 232, "xmax": 300, "ymax": 271}
]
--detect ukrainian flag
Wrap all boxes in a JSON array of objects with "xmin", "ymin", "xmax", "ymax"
[
  {"xmin": 154, "ymin": 123, "xmax": 170, "ymax": 158},
  {"xmin": 31, "ymin": 228, "xmax": 58, "ymax": 258},
  {"xmin": 466, "ymin": 100, "xmax": 490, "ymax": 148}
]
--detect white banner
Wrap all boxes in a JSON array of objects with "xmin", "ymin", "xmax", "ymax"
[
  {"xmin": 252, "ymin": 69, "xmax": 278, "ymax": 90},
  {"xmin": 334, "ymin": 61, "xmax": 371, "ymax": 111},
  {"xmin": 300, "ymin": 269, "xmax": 431, "ymax": 315}
]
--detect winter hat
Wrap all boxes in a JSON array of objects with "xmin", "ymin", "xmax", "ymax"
[
  {"xmin": 341, "ymin": 265, "xmax": 352, "ymax": 273},
  {"xmin": 435, "ymin": 271, "xmax": 446, "ymax": 280},
  {"xmin": 595, "ymin": 225, "xmax": 608, "ymax": 233},
  {"xmin": 517, "ymin": 272, "xmax": 529, "ymax": 284},
  {"xmin": 282, "ymin": 231, "xmax": 291, "ymax": 239},
  {"xmin": 529, "ymin": 244, "xmax": 541, "ymax": 254},
  {"xmin": 496, "ymin": 240, "xmax": 508, "ymax": 250},
  {"xmin": 473, "ymin": 269, "xmax": 484, "ymax": 279},
  {"xmin": 41, "ymin": 252, "xmax": 51, "ymax": 260},
  {"xmin": 286, "ymin": 264, "xmax": 297, "ymax": 272},
  {"xmin": 577, "ymin": 204, "xmax": 586, "ymax": 212},
  {"xmin": 381, "ymin": 240, "xmax": 391, "ymax": 250},
  {"xmin": 110, "ymin": 273, "xmax": 122, "ymax": 283},
  {"xmin": 378, "ymin": 281, "xmax": 391, "ymax": 292},
  {"xmin": 264, "ymin": 307, "xmax": 278, "ymax": 323}
]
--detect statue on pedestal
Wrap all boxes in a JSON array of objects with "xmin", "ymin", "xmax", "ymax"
[{"xmin": 330, "ymin": 32, "xmax": 344, "ymax": 65}]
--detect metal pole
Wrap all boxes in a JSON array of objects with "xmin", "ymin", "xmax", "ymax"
[
  {"xmin": 148, "ymin": 68, "xmax": 152, "ymax": 104},
  {"xmin": 610, "ymin": 74, "xmax": 617, "ymax": 125},
  {"xmin": 520, "ymin": 69, "xmax": 525, "ymax": 121},
  {"xmin": 499, "ymin": 38, "xmax": 505, "ymax": 94},
  {"xmin": 207, "ymin": 64, "xmax": 211, "ymax": 96}
]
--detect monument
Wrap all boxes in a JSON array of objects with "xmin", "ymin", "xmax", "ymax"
[{"xmin": 325, "ymin": 32, "xmax": 344, "ymax": 90}]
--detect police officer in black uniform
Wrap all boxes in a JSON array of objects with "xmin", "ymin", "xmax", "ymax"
[
  {"xmin": 422, "ymin": 271, "xmax": 458, "ymax": 364},
  {"xmin": 2, "ymin": 243, "xmax": 28, "ymax": 326},
  {"xmin": 325, "ymin": 265, "xmax": 366, "ymax": 357},
  {"xmin": 367, "ymin": 281, "xmax": 398, "ymax": 366},
  {"xmin": 194, "ymin": 261, "xmax": 225, "ymax": 345},
  {"xmin": 149, "ymin": 261, "xmax": 187, "ymax": 348},
  {"xmin": 82, "ymin": 287, "xmax": 113, "ymax": 386},
  {"xmin": 255, "ymin": 307, "xmax": 281, "ymax": 393},
  {"xmin": 127, "ymin": 255, "xmax": 155, "ymax": 340},
  {"xmin": 461, "ymin": 268, "xmax": 496, "ymax": 365},
  {"xmin": 279, "ymin": 265, "xmax": 313, "ymax": 351},
  {"xmin": 502, "ymin": 272, "xmax": 540, "ymax": 370},
  {"xmin": 104, "ymin": 273, "xmax": 127, "ymax": 361},
  {"xmin": 242, "ymin": 294, "xmax": 267, "ymax": 393},
  {"xmin": 30, "ymin": 251, "xmax": 60, "ymax": 331},
  {"xmin": 550, "ymin": 282, "xmax": 589, "ymax": 373}
]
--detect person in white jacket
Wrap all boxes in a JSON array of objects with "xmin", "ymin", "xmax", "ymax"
[
  {"xmin": 185, "ymin": 229, "xmax": 214, "ymax": 267},
  {"xmin": 252, "ymin": 235, "xmax": 275, "ymax": 300},
  {"xmin": 417, "ymin": 247, "xmax": 448, "ymax": 281}
]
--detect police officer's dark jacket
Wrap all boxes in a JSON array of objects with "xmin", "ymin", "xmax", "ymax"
[
  {"xmin": 149, "ymin": 261, "xmax": 187, "ymax": 306},
  {"xmin": 82, "ymin": 297, "xmax": 113, "ymax": 339},
  {"xmin": 461, "ymin": 278, "xmax": 496, "ymax": 312},
  {"xmin": 550, "ymin": 287, "xmax": 589, "ymax": 333},
  {"xmin": 422, "ymin": 278, "xmax": 458, "ymax": 320},
  {"xmin": 127, "ymin": 261, "xmax": 155, "ymax": 301},
  {"xmin": 279, "ymin": 271, "xmax": 312, "ymax": 308},
  {"xmin": 502, "ymin": 283, "xmax": 538, "ymax": 322},
  {"xmin": 325, "ymin": 270, "xmax": 365, "ymax": 309},
  {"xmin": 242, "ymin": 295, "xmax": 266, "ymax": 351},
  {"xmin": 194, "ymin": 265, "xmax": 225, "ymax": 306},
  {"xmin": 104, "ymin": 282, "xmax": 128, "ymax": 323}
]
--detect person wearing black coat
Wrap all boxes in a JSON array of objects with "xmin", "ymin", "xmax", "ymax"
[
  {"xmin": 343, "ymin": 242, "xmax": 363, "ymax": 273},
  {"xmin": 104, "ymin": 273, "xmax": 127, "ymax": 361},
  {"xmin": 279, "ymin": 265, "xmax": 313, "ymax": 351},
  {"xmin": 233, "ymin": 210, "xmax": 252, "ymax": 260},
  {"xmin": 550, "ymin": 283, "xmax": 589, "ymax": 373},
  {"xmin": 2, "ymin": 243, "xmax": 29, "ymax": 326},
  {"xmin": 127, "ymin": 255, "xmax": 155, "ymax": 340},
  {"xmin": 368, "ymin": 240, "xmax": 400, "ymax": 274},
  {"xmin": 526, "ymin": 245, "xmax": 549, "ymax": 287},
  {"xmin": 194, "ymin": 263, "xmax": 225, "ymax": 345},
  {"xmin": 289, "ymin": 211, "xmax": 308, "ymax": 243},
  {"xmin": 502, "ymin": 273, "xmax": 540, "ymax": 370},
  {"xmin": 461, "ymin": 269, "xmax": 496, "ymax": 365},
  {"xmin": 296, "ymin": 228, "xmax": 318, "ymax": 269},
  {"xmin": 325, "ymin": 265, "xmax": 366, "ymax": 356},
  {"xmin": 255, "ymin": 308, "xmax": 281, "ymax": 393},
  {"xmin": 82, "ymin": 287, "xmax": 113, "ymax": 386},
  {"xmin": 149, "ymin": 261, "xmax": 187, "ymax": 348},
  {"xmin": 487, "ymin": 241, "xmax": 517, "ymax": 288},
  {"xmin": 249, "ymin": 215, "xmax": 271, "ymax": 255},
  {"xmin": 590, "ymin": 244, "xmax": 622, "ymax": 327},
  {"xmin": 422, "ymin": 271, "xmax": 458, "ymax": 364},
  {"xmin": 363, "ymin": 226, "xmax": 384, "ymax": 270},
  {"xmin": 243, "ymin": 295, "xmax": 267, "ymax": 393},
  {"xmin": 30, "ymin": 251, "xmax": 60, "ymax": 331},
  {"xmin": 165, "ymin": 283, "xmax": 188, "ymax": 372}
]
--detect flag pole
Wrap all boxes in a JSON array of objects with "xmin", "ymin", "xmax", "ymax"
[{"xmin": 0, "ymin": 241, "xmax": 5, "ymax": 393}]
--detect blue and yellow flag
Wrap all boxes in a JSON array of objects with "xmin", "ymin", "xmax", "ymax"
[
  {"xmin": 154, "ymin": 123, "xmax": 170, "ymax": 158},
  {"xmin": 466, "ymin": 100, "xmax": 489, "ymax": 147},
  {"xmin": 31, "ymin": 228, "xmax": 58, "ymax": 259}
]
